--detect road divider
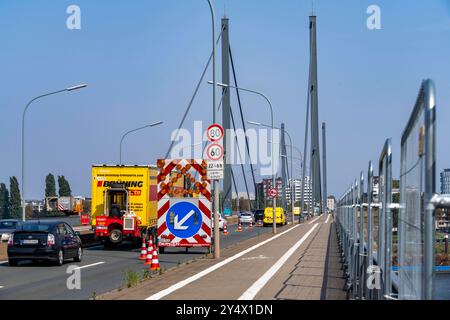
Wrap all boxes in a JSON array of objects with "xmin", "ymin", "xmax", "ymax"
[
  {"xmin": 146, "ymin": 223, "xmax": 303, "ymax": 300},
  {"xmin": 238, "ymin": 223, "xmax": 319, "ymax": 300}
]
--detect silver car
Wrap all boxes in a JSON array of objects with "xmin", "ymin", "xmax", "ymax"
[
  {"xmin": 212, "ymin": 213, "xmax": 227, "ymax": 231},
  {"xmin": 239, "ymin": 212, "xmax": 254, "ymax": 224},
  {"xmin": 0, "ymin": 219, "xmax": 20, "ymax": 242}
]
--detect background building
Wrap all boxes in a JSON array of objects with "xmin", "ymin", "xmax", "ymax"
[
  {"xmin": 441, "ymin": 169, "xmax": 450, "ymax": 194},
  {"xmin": 286, "ymin": 177, "xmax": 312, "ymax": 205}
]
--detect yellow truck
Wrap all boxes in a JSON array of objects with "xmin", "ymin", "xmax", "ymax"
[
  {"xmin": 293, "ymin": 207, "xmax": 301, "ymax": 216},
  {"xmin": 91, "ymin": 165, "xmax": 184, "ymax": 247},
  {"xmin": 263, "ymin": 207, "xmax": 286, "ymax": 226}
]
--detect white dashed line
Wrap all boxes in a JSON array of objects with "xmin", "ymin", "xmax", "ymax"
[{"xmin": 73, "ymin": 262, "xmax": 105, "ymax": 270}]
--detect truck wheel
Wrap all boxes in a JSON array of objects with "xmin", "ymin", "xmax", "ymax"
[{"xmin": 109, "ymin": 229, "xmax": 123, "ymax": 244}]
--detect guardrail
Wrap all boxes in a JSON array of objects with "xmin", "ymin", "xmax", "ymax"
[{"xmin": 336, "ymin": 80, "xmax": 450, "ymax": 300}]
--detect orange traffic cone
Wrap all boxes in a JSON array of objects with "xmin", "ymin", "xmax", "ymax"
[
  {"xmin": 236, "ymin": 221, "xmax": 243, "ymax": 232},
  {"xmin": 139, "ymin": 238, "xmax": 147, "ymax": 260},
  {"xmin": 150, "ymin": 245, "xmax": 161, "ymax": 271},
  {"xmin": 147, "ymin": 236, "xmax": 153, "ymax": 251},
  {"xmin": 223, "ymin": 223, "xmax": 228, "ymax": 235},
  {"xmin": 144, "ymin": 246, "xmax": 153, "ymax": 266},
  {"xmin": 249, "ymin": 220, "xmax": 253, "ymax": 229}
]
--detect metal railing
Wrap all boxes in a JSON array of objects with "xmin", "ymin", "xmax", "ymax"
[{"xmin": 336, "ymin": 79, "xmax": 450, "ymax": 300}]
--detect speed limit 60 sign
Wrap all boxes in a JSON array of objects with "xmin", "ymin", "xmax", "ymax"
[
  {"xmin": 206, "ymin": 143, "xmax": 224, "ymax": 161},
  {"xmin": 207, "ymin": 124, "xmax": 224, "ymax": 142}
]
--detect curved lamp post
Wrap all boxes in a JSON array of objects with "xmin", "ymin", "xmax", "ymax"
[
  {"xmin": 209, "ymin": 81, "xmax": 276, "ymax": 234},
  {"xmin": 119, "ymin": 121, "xmax": 163, "ymax": 166},
  {"xmin": 22, "ymin": 84, "xmax": 87, "ymax": 221}
]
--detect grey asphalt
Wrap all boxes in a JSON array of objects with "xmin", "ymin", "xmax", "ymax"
[{"xmin": 0, "ymin": 222, "xmax": 292, "ymax": 300}]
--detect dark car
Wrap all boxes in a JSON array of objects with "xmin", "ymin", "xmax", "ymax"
[
  {"xmin": 253, "ymin": 209, "xmax": 264, "ymax": 224},
  {"xmin": 7, "ymin": 220, "xmax": 82, "ymax": 266}
]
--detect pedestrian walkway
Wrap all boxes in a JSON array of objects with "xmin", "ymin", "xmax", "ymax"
[
  {"xmin": 260, "ymin": 216, "xmax": 346, "ymax": 300},
  {"xmin": 99, "ymin": 215, "xmax": 346, "ymax": 300}
]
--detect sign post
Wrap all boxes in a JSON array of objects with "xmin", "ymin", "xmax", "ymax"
[{"xmin": 206, "ymin": 124, "xmax": 224, "ymax": 259}]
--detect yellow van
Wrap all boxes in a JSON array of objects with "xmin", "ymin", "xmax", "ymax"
[{"xmin": 263, "ymin": 207, "xmax": 286, "ymax": 226}]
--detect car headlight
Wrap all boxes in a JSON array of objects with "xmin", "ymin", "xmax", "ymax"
[{"xmin": 1, "ymin": 233, "xmax": 11, "ymax": 241}]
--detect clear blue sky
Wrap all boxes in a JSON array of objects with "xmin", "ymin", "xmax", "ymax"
[{"xmin": 1, "ymin": 0, "xmax": 450, "ymax": 200}]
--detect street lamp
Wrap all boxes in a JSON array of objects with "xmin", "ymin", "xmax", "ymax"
[
  {"xmin": 209, "ymin": 81, "xmax": 277, "ymax": 234},
  {"xmin": 248, "ymin": 121, "xmax": 297, "ymax": 225},
  {"xmin": 22, "ymin": 84, "xmax": 87, "ymax": 222},
  {"xmin": 206, "ymin": 0, "xmax": 221, "ymax": 259},
  {"xmin": 119, "ymin": 121, "xmax": 163, "ymax": 165}
]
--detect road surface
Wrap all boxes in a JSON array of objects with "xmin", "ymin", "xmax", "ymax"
[{"xmin": 0, "ymin": 221, "xmax": 287, "ymax": 300}]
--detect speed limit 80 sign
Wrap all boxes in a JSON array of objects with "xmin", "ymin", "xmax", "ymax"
[{"xmin": 207, "ymin": 124, "xmax": 224, "ymax": 142}]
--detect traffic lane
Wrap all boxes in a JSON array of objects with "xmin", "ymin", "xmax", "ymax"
[
  {"xmin": 0, "ymin": 225, "xmax": 281, "ymax": 299},
  {"xmin": 0, "ymin": 251, "xmax": 107, "ymax": 300},
  {"xmin": 0, "ymin": 242, "xmax": 206, "ymax": 300},
  {"xmin": 220, "ymin": 223, "xmax": 283, "ymax": 249}
]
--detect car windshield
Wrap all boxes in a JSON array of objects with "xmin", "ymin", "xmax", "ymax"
[
  {"xmin": 0, "ymin": 221, "xmax": 17, "ymax": 229},
  {"xmin": 19, "ymin": 224, "xmax": 52, "ymax": 232},
  {"xmin": 241, "ymin": 213, "xmax": 250, "ymax": 216}
]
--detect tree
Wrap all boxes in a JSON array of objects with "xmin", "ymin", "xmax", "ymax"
[
  {"xmin": 45, "ymin": 173, "xmax": 57, "ymax": 197},
  {"xmin": 9, "ymin": 177, "xmax": 22, "ymax": 219},
  {"xmin": 58, "ymin": 176, "xmax": 72, "ymax": 197},
  {"xmin": 0, "ymin": 183, "xmax": 10, "ymax": 219}
]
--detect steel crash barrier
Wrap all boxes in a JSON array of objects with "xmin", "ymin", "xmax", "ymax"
[{"xmin": 336, "ymin": 79, "xmax": 450, "ymax": 300}]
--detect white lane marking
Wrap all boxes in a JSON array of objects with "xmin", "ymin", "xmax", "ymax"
[
  {"xmin": 238, "ymin": 223, "xmax": 319, "ymax": 300},
  {"xmin": 146, "ymin": 224, "xmax": 302, "ymax": 300},
  {"xmin": 309, "ymin": 216, "xmax": 321, "ymax": 224},
  {"xmin": 325, "ymin": 214, "xmax": 330, "ymax": 224},
  {"xmin": 0, "ymin": 286, "xmax": 4, "ymax": 289},
  {"xmin": 73, "ymin": 262, "xmax": 105, "ymax": 270}
]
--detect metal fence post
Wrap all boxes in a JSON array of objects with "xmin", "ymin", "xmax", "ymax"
[
  {"xmin": 367, "ymin": 162, "xmax": 374, "ymax": 300},
  {"xmin": 423, "ymin": 80, "xmax": 436, "ymax": 300},
  {"xmin": 359, "ymin": 171, "xmax": 365, "ymax": 299}
]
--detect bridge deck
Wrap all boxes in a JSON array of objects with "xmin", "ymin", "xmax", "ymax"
[{"xmin": 100, "ymin": 215, "xmax": 347, "ymax": 300}]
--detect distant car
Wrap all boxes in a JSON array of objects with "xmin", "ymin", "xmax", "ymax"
[
  {"xmin": 252, "ymin": 209, "xmax": 264, "ymax": 224},
  {"xmin": 0, "ymin": 219, "xmax": 20, "ymax": 242},
  {"xmin": 239, "ymin": 212, "xmax": 254, "ymax": 224},
  {"xmin": 7, "ymin": 220, "xmax": 82, "ymax": 266}
]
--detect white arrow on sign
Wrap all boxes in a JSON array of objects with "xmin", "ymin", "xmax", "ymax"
[{"xmin": 174, "ymin": 210, "xmax": 196, "ymax": 230}]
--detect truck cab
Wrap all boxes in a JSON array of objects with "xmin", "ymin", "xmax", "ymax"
[{"xmin": 94, "ymin": 183, "xmax": 141, "ymax": 247}]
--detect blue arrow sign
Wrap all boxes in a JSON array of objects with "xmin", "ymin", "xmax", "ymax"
[{"xmin": 166, "ymin": 201, "xmax": 202, "ymax": 239}]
